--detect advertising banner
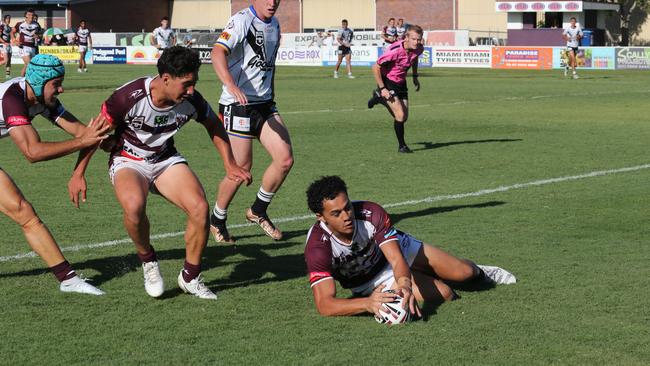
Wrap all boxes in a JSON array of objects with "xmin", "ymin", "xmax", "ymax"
[
  {"xmin": 321, "ymin": 46, "xmax": 378, "ymax": 67},
  {"xmin": 615, "ymin": 47, "xmax": 650, "ymax": 70},
  {"xmin": 432, "ymin": 47, "xmax": 492, "ymax": 68},
  {"xmin": 495, "ymin": 1, "xmax": 583, "ymax": 12},
  {"xmin": 377, "ymin": 46, "xmax": 433, "ymax": 67},
  {"xmin": 92, "ymin": 33, "xmax": 117, "ymax": 47},
  {"xmin": 492, "ymin": 47, "xmax": 553, "ymax": 69},
  {"xmin": 38, "ymin": 46, "xmax": 92, "ymax": 63},
  {"xmin": 282, "ymin": 31, "xmax": 382, "ymax": 48},
  {"xmin": 196, "ymin": 48, "xmax": 213, "ymax": 64},
  {"xmin": 126, "ymin": 46, "xmax": 161, "ymax": 65},
  {"xmin": 553, "ymin": 47, "xmax": 615, "ymax": 70},
  {"xmin": 276, "ymin": 47, "xmax": 322, "ymax": 66},
  {"xmin": 92, "ymin": 47, "xmax": 127, "ymax": 64}
]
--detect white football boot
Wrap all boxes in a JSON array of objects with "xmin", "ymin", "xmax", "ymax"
[
  {"xmin": 333, "ymin": 71, "xmax": 339, "ymax": 79},
  {"xmin": 142, "ymin": 261, "xmax": 164, "ymax": 298},
  {"xmin": 478, "ymin": 265, "xmax": 517, "ymax": 285},
  {"xmin": 60, "ymin": 276, "xmax": 105, "ymax": 295},
  {"xmin": 177, "ymin": 272, "xmax": 217, "ymax": 300}
]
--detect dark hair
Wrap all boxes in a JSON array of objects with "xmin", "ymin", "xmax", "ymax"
[
  {"xmin": 389, "ymin": 17, "xmax": 395, "ymax": 22},
  {"xmin": 157, "ymin": 46, "xmax": 201, "ymax": 77},
  {"xmin": 570, "ymin": 17, "xmax": 577, "ymax": 21},
  {"xmin": 80, "ymin": 20, "xmax": 86, "ymax": 24},
  {"xmin": 406, "ymin": 24, "xmax": 423, "ymax": 36},
  {"xmin": 25, "ymin": 8, "xmax": 35, "ymax": 16},
  {"xmin": 161, "ymin": 16, "xmax": 170, "ymax": 22},
  {"xmin": 3, "ymin": 15, "xmax": 10, "ymax": 21},
  {"xmin": 306, "ymin": 176, "xmax": 348, "ymax": 214},
  {"xmin": 342, "ymin": 19, "xmax": 348, "ymax": 23}
]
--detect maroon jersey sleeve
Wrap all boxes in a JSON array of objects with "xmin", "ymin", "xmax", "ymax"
[
  {"xmin": 305, "ymin": 224, "xmax": 334, "ymax": 287},
  {"xmin": 364, "ymin": 201, "xmax": 398, "ymax": 247},
  {"xmin": 101, "ymin": 78, "xmax": 146, "ymax": 127},
  {"xmin": 188, "ymin": 90, "xmax": 210, "ymax": 123},
  {"xmin": 13, "ymin": 22, "xmax": 21, "ymax": 33},
  {"xmin": 2, "ymin": 83, "xmax": 31, "ymax": 129}
]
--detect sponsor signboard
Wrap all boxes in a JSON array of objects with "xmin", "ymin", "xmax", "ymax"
[
  {"xmin": 615, "ymin": 47, "xmax": 650, "ymax": 70},
  {"xmin": 196, "ymin": 48, "xmax": 213, "ymax": 64},
  {"xmin": 432, "ymin": 47, "xmax": 492, "ymax": 68},
  {"xmin": 492, "ymin": 47, "xmax": 553, "ymax": 69},
  {"xmin": 321, "ymin": 45, "xmax": 378, "ymax": 67},
  {"xmin": 282, "ymin": 31, "xmax": 382, "ymax": 48},
  {"xmin": 92, "ymin": 47, "xmax": 127, "ymax": 64},
  {"xmin": 126, "ymin": 46, "xmax": 161, "ymax": 65},
  {"xmin": 275, "ymin": 47, "xmax": 321, "ymax": 66},
  {"xmin": 92, "ymin": 33, "xmax": 117, "ymax": 47},
  {"xmin": 495, "ymin": 1, "xmax": 583, "ymax": 12},
  {"xmin": 38, "ymin": 46, "xmax": 92, "ymax": 63},
  {"xmin": 377, "ymin": 46, "xmax": 433, "ymax": 67},
  {"xmin": 553, "ymin": 47, "xmax": 615, "ymax": 70}
]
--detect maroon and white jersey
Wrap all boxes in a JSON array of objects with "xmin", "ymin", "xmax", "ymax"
[
  {"xmin": 0, "ymin": 23, "xmax": 12, "ymax": 43},
  {"xmin": 76, "ymin": 27, "xmax": 91, "ymax": 46},
  {"xmin": 14, "ymin": 21, "xmax": 41, "ymax": 47},
  {"xmin": 0, "ymin": 77, "xmax": 66, "ymax": 138},
  {"xmin": 305, "ymin": 201, "xmax": 399, "ymax": 289},
  {"xmin": 100, "ymin": 77, "xmax": 211, "ymax": 162}
]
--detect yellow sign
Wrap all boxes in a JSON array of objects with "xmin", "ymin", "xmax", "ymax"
[{"xmin": 38, "ymin": 46, "xmax": 81, "ymax": 62}]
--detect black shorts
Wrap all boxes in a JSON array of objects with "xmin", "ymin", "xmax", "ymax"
[
  {"xmin": 338, "ymin": 46, "xmax": 351, "ymax": 56},
  {"xmin": 567, "ymin": 46, "xmax": 579, "ymax": 55},
  {"xmin": 383, "ymin": 76, "xmax": 408, "ymax": 100},
  {"xmin": 219, "ymin": 101, "xmax": 278, "ymax": 139}
]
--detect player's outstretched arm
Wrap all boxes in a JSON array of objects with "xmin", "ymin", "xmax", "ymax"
[
  {"xmin": 9, "ymin": 116, "xmax": 109, "ymax": 163},
  {"xmin": 380, "ymin": 240, "xmax": 421, "ymax": 316},
  {"xmin": 211, "ymin": 45, "xmax": 248, "ymax": 105},
  {"xmin": 313, "ymin": 280, "xmax": 397, "ymax": 317},
  {"xmin": 200, "ymin": 109, "xmax": 252, "ymax": 186}
]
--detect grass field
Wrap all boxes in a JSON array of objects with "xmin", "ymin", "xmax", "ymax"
[{"xmin": 1, "ymin": 64, "xmax": 649, "ymax": 365}]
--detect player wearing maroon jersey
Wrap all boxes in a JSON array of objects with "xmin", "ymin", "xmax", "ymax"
[
  {"xmin": 304, "ymin": 176, "xmax": 516, "ymax": 318},
  {"xmin": 0, "ymin": 54, "xmax": 109, "ymax": 295},
  {"xmin": 70, "ymin": 46, "xmax": 251, "ymax": 300},
  {"xmin": 11, "ymin": 9, "xmax": 41, "ymax": 77}
]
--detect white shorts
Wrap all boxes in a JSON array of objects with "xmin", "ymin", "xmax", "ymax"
[
  {"xmin": 351, "ymin": 232, "xmax": 423, "ymax": 296},
  {"xmin": 18, "ymin": 46, "xmax": 36, "ymax": 58},
  {"xmin": 109, "ymin": 153, "xmax": 187, "ymax": 188},
  {"xmin": 78, "ymin": 45, "xmax": 88, "ymax": 53},
  {"xmin": 0, "ymin": 44, "xmax": 11, "ymax": 54}
]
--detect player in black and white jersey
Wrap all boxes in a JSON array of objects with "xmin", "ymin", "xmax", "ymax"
[
  {"xmin": 0, "ymin": 15, "xmax": 13, "ymax": 78},
  {"xmin": 304, "ymin": 176, "xmax": 516, "ymax": 318},
  {"xmin": 11, "ymin": 9, "xmax": 42, "ymax": 77},
  {"xmin": 0, "ymin": 54, "xmax": 110, "ymax": 296},
  {"xmin": 334, "ymin": 19, "xmax": 355, "ymax": 79},
  {"xmin": 74, "ymin": 20, "xmax": 91, "ymax": 73},
  {"xmin": 210, "ymin": 0, "xmax": 293, "ymax": 243},
  {"xmin": 563, "ymin": 17, "xmax": 583, "ymax": 79},
  {"xmin": 72, "ymin": 47, "xmax": 251, "ymax": 300},
  {"xmin": 150, "ymin": 16, "xmax": 176, "ymax": 50}
]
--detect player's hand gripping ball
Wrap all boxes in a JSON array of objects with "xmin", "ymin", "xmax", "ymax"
[{"xmin": 374, "ymin": 290, "xmax": 411, "ymax": 325}]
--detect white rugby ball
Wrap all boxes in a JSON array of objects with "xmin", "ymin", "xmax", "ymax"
[{"xmin": 374, "ymin": 290, "xmax": 411, "ymax": 325}]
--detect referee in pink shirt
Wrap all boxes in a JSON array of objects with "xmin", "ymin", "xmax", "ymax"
[{"xmin": 368, "ymin": 25, "xmax": 423, "ymax": 153}]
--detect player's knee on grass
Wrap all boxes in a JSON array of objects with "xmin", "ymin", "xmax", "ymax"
[
  {"xmin": 5, "ymin": 196, "xmax": 38, "ymax": 227},
  {"xmin": 121, "ymin": 200, "xmax": 147, "ymax": 225},
  {"xmin": 186, "ymin": 199, "xmax": 209, "ymax": 226}
]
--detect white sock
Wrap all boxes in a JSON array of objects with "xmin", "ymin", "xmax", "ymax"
[
  {"xmin": 257, "ymin": 187, "xmax": 275, "ymax": 203},
  {"xmin": 212, "ymin": 205, "xmax": 227, "ymax": 220}
]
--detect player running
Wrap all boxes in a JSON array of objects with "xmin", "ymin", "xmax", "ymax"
[
  {"xmin": 75, "ymin": 20, "xmax": 92, "ymax": 73},
  {"xmin": 333, "ymin": 19, "xmax": 355, "ymax": 79},
  {"xmin": 304, "ymin": 176, "xmax": 516, "ymax": 318},
  {"xmin": 12, "ymin": 9, "xmax": 41, "ymax": 77},
  {"xmin": 72, "ymin": 46, "xmax": 251, "ymax": 299},
  {"xmin": 0, "ymin": 54, "xmax": 110, "ymax": 295},
  {"xmin": 367, "ymin": 25, "xmax": 423, "ymax": 153},
  {"xmin": 0, "ymin": 15, "xmax": 13, "ymax": 78},
  {"xmin": 563, "ymin": 17, "xmax": 583, "ymax": 79},
  {"xmin": 381, "ymin": 18, "xmax": 398, "ymax": 45},
  {"xmin": 210, "ymin": 0, "xmax": 293, "ymax": 243},
  {"xmin": 150, "ymin": 16, "xmax": 176, "ymax": 50}
]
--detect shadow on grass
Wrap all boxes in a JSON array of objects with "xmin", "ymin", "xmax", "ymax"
[
  {"xmin": 0, "ymin": 200, "xmax": 505, "ymax": 304},
  {"xmin": 412, "ymin": 138, "xmax": 522, "ymax": 152}
]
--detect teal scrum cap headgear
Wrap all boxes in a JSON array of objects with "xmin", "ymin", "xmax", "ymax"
[{"xmin": 25, "ymin": 54, "xmax": 65, "ymax": 98}]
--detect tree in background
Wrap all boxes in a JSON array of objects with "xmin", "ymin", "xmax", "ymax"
[{"xmin": 618, "ymin": 0, "xmax": 649, "ymax": 45}]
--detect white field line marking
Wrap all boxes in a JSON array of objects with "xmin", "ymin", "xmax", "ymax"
[{"xmin": 2, "ymin": 163, "xmax": 650, "ymax": 263}]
